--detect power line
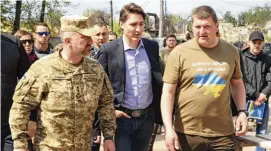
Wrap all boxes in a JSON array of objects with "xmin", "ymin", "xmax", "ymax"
[
  {"xmin": 220, "ymin": 0, "xmax": 253, "ymax": 8},
  {"xmin": 142, "ymin": 0, "xmax": 152, "ymax": 10}
]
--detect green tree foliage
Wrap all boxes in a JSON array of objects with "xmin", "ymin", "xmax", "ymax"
[
  {"xmin": 223, "ymin": 11, "xmax": 237, "ymax": 26},
  {"xmin": 44, "ymin": 0, "xmax": 73, "ymax": 36},
  {"xmin": 1, "ymin": 0, "xmax": 15, "ymax": 32},
  {"xmin": 166, "ymin": 13, "xmax": 189, "ymax": 33},
  {"xmin": 1, "ymin": 0, "xmax": 75, "ymax": 35},
  {"xmin": 83, "ymin": 8, "xmax": 110, "ymax": 25},
  {"xmin": 82, "ymin": 8, "xmax": 122, "ymax": 36},
  {"xmin": 113, "ymin": 20, "xmax": 122, "ymax": 37},
  {"xmin": 241, "ymin": 4, "xmax": 271, "ymax": 27},
  {"xmin": 237, "ymin": 13, "xmax": 246, "ymax": 26}
]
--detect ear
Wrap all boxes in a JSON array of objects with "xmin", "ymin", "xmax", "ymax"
[{"xmin": 63, "ymin": 37, "xmax": 71, "ymax": 46}]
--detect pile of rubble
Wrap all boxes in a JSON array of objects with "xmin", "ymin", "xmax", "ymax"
[{"xmin": 219, "ymin": 21, "xmax": 271, "ymax": 43}]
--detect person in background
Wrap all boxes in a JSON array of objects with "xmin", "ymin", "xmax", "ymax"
[
  {"xmin": 33, "ymin": 23, "xmax": 54, "ymax": 58},
  {"xmin": 240, "ymin": 31, "xmax": 271, "ymax": 151},
  {"xmin": 1, "ymin": 33, "xmax": 31, "ymax": 151},
  {"xmin": 14, "ymin": 30, "xmax": 38, "ymax": 63},
  {"xmin": 88, "ymin": 22, "xmax": 110, "ymax": 151},
  {"xmin": 159, "ymin": 34, "xmax": 177, "ymax": 72},
  {"xmin": 90, "ymin": 22, "xmax": 109, "ymax": 58}
]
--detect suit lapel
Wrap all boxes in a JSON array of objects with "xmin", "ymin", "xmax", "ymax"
[{"xmin": 115, "ymin": 38, "xmax": 125, "ymax": 77}]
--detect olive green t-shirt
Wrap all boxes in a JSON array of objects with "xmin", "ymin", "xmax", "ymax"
[
  {"xmin": 163, "ymin": 38, "xmax": 242, "ymax": 137},
  {"xmin": 159, "ymin": 47, "xmax": 171, "ymax": 65}
]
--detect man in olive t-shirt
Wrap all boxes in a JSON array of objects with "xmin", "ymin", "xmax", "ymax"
[
  {"xmin": 159, "ymin": 34, "xmax": 177, "ymax": 65},
  {"xmin": 161, "ymin": 5, "xmax": 248, "ymax": 151}
]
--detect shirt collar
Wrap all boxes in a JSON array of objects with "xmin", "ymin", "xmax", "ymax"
[
  {"xmin": 34, "ymin": 46, "xmax": 50, "ymax": 54},
  {"xmin": 122, "ymin": 36, "xmax": 144, "ymax": 51}
]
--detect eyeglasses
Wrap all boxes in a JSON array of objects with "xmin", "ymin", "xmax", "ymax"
[
  {"xmin": 21, "ymin": 39, "xmax": 33, "ymax": 44},
  {"xmin": 36, "ymin": 32, "xmax": 50, "ymax": 36}
]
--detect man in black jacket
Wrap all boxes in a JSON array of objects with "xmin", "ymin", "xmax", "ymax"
[
  {"xmin": 240, "ymin": 31, "xmax": 271, "ymax": 151},
  {"xmin": 97, "ymin": 3, "xmax": 163, "ymax": 151},
  {"xmin": 1, "ymin": 33, "xmax": 31, "ymax": 151},
  {"xmin": 90, "ymin": 22, "xmax": 109, "ymax": 151}
]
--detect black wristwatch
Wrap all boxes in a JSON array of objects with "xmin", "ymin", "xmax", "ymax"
[
  {"xmin": 104, "ymin": 136, "xmax": 114, "ymax": 141},
  {"xmin": 238, "ymin": 110, "xmax": 248, "ymax": 117}
]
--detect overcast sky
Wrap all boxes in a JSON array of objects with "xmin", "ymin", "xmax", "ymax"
[{"xmin": 66, "ymin": 0, "xmax": 271, "ymax": 19}]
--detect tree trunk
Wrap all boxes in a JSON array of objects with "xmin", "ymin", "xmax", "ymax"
[
  {"xmin": 40, "ymin": 0, "xmax": 46, "ymax": 23},
  {"xmin": 13, "ymin": 0, "xmax": 22, "ymax": 34}
]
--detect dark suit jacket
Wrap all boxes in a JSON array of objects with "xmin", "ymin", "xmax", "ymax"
[
  {"xmin": 97, "ymin": 37, "xmax": 163, "ymax": 124},
  {"xmin": 1, "ymin": 33, "xmax": 31, "ymax": 130}
]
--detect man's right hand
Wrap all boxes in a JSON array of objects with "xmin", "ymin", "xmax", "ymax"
[
  {"xmin": 165, "ymin": 129, "xmax": 180, "ymax": 151},
  {"xmin": 28, "ymin": 121, "xmax": 37, "ymax": 138},
  {"xmin": 115, "ymin": 110, "xmax": 131, "ymax": 118}
]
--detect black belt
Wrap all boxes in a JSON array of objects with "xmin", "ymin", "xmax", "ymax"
[{"xmin": 117, "ymin": 106, "xmax": 153, "ymax": 118}]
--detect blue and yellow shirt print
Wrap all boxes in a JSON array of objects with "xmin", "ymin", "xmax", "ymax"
[{"xmin": 192, "ymin": 72, "xmax": 226, "ymax": 98}]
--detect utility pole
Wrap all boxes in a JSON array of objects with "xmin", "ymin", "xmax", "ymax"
[
  {"xmin": 40, "ymin": 0, "xmax": 46, "ymax": 23},
  {"xmin": 159, "ymin": 0, "xmax": 164, "ymax": 38},
  {"xmin": 164, "ymin": 0, "xmax": 167, "ymax": 16},
  {"xmin": 110, "ymin": 0, "xmax": 113, "ymax": 30},
  {"xmin": 13, "ymin": 0, "xmax": 22, "ymax": 34},
  {"xmin": 164, "ymin": 0, "xmax": 167, "ymax": 34}
]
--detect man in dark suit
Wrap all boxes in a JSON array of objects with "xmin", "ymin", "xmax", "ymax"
[
  {"xmin": 1, "ymin": 33, "xmax": 31, "ymax": 151},
  {"xmin": 97, "ymin": 3, "xmax": 163, "ymax": 151}
]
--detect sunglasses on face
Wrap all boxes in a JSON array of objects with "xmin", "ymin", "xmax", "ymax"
[
  {"xmin": 21, "ymin": 39, "xmax": 33, "ymax": 44},
  {"xmin": 36, "ymin": 32, "xmax": 50, "ymax": 36}
]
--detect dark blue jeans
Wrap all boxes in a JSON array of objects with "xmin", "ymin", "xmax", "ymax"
[
  {"xmin": 115, "ymin": 110, "xmax": 155, "ymax": 151},
  {"xmin": 256, "ymin": 102, "xmax": 269, "ymax": 151}
]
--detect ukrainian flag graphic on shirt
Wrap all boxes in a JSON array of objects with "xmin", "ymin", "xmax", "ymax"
[{"xmin": 193, "ymin": 72, "xmax": 226, "ymax": 98}]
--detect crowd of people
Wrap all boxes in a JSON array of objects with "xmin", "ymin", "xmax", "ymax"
[{"xmin": 1, "ymin": 2, "xmax": 270, "ymax": 151}]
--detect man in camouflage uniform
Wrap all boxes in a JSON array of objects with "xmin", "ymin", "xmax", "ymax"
[{"xmin": 9, "ymin": 15, "xmax": 116, "ymax": 151}]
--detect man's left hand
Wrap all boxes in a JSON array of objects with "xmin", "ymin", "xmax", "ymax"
[
  {"xmin": 235, "ymin": 112, "xmax": 248, "ymax": 136},
  {"xmin": 104, "ymin": 140, "xmax": 115, "ymax": 151},
  {"xmin": 93, "ymin": 135, "xmax": 101, "ymax": 144}
]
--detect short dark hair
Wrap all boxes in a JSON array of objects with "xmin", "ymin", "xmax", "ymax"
[
  {"xmin": 119, "ymin": 3, "xmax": 146, "ymax": 23},
  {"xmin": 166, "ymin": 34, "xmax": 177, "ymax": 40},
  {"xmin": 109, "ymin": 31, "xmax": 117, "ymax": 37},
  {"xmin": 192, "ymin": 5, "xmax": 218, "ymax": 23},
  {"xmin": 34, "ymin": 23, "xmax": 50, "ymax": 32}
]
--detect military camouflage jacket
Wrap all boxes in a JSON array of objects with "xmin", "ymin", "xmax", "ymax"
[{"xmin": 9, "ymin": 52, "xmax": 116, "ymax": 151}]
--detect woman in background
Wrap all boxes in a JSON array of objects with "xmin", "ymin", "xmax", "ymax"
[{"xmin": 14, "ymin": 30, "xmax": 38, "ymax": 63}]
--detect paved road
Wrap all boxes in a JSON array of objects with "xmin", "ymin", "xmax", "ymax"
[{"xmin": 101, "ymin": 104, "xmax": 271, "ymax": 151}]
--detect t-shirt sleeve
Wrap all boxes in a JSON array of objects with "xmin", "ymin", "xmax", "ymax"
[
  {"xmin": 163, "ymin": 48, "xmax": 181, "ymax": 84},
  {"xmin": 231, "ymin": 47, "xmax": 242, "ymax": 79}
]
